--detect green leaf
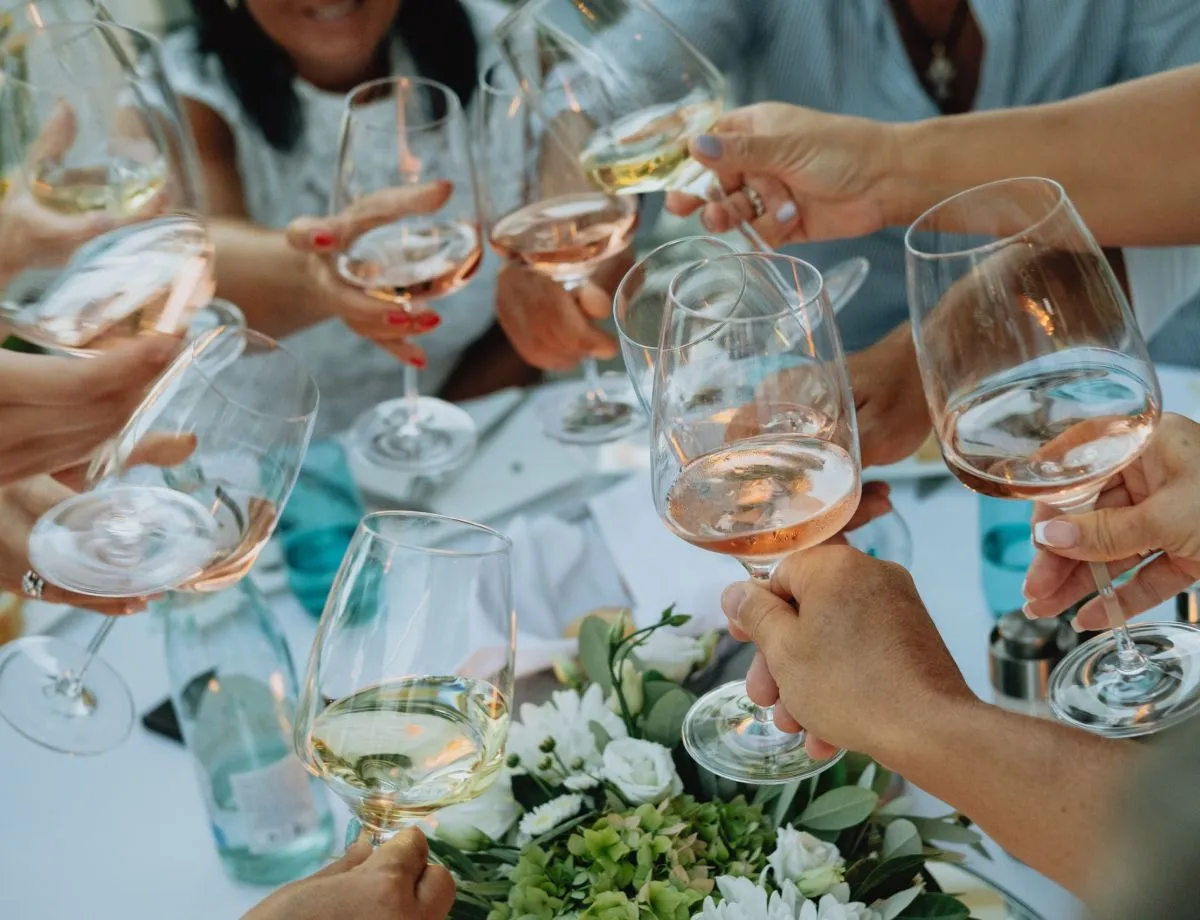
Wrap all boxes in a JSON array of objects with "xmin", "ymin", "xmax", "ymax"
[
  {"xmin": 879, "ymin": 884, "xmax": 923, "ymax": 920},
  {"xmin": 642, "ymin": 687, "xmax": 695, "ymax": 747},
  {"xmin": 753, "ymin": 784, "xmax": 783, "ymax": 807},
  {"xmin": 857, "ymin": 762, "xmax": 878, "ymax": 790},
  {"xmin": 589, "ymin": 720, "xmax": 613, "ymax": 751},
  {"xmin": 856, "ymin": 854, "xmax": 926, "ymax": 903},
  {"xmin": 882, "ymin": 819, "xmax": 922, "ymax": 859},
  {"xmin": 906, "ymin": 817, "xmax": 986, "ymax": 851},
  {"xmin": 642, "ymin": 679, "xmax": 680, "ymax": 714},
  {"xmin": 798, "ymin": 786, "xmax": 879, "ymax": 832},
  {"xmin": 771, "ymin": 779, "xmax": 805, "ymax": 828},
  {"xmin": 898, "ymin": 892, "xmax": 970, "ymax": 919},
  {"xmin": 579, "ymin": 615, "xmax": 614, "ymax": 694}
]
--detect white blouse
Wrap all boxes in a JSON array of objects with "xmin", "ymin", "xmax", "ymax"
[{"xmin": 162, "ymin": 1, "xmax": 508, "ymax": 437}]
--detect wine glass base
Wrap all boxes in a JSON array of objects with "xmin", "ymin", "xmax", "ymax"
[
  {"xmin": 0, "ymin": 636, "xmax": 134, "ymax": 754},
  {"xmin": 681, "ymin": 681, "xmax": 845, "ymax": 784},
  {"xmin": 823, "ymin": 256, "xmax": 870, "ymax": 313},
  {"xmin": 1048, "ymin": 622, "xmax": 1200, "ymax": 738},
  {"xmin": 350, "ymin": 397, "xmax": 477, "ymax": 476},
  {"xmin": 538, "ymin": 374, "xmax": 646, "ymax": 446},
  {"xmin": 29, "ymin": 484, "xmax": 219, "ymax": 597}
]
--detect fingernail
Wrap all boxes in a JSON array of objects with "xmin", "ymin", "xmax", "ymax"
[
  {"xmin": 386, "ymin": 311, "xmax": 412, "ymax": 326},
  {"xmin": 1070, "ymin": 616, "xmax": 1088, "ymax": 633},
  {"xmin": 775, "ymin": 201, "xmax": 797, "ymax": 223},
  {"xmin": 1022, "ymin": 602, "xmax": 1037, "ymax": 619},
  {"xmin": 721, "ymin": 583, "xmax": 748, "ymax": 621},
  {"xmin": 415, "ymin": 313, "xmax": 441, "ymax": 331},
  {"xmin": 693, "ymin": 134, "xmax": 722, "ymax": 159},
  {"xmin": 409, "ymin": 354, "xmax": 427, "ymax": 369},
  {"xmin": 1033, "ymin": 520, "xmax": 1078, "ymax": 549},
  {"xmin": 311, "ymin": 230, "xmax": 336, "ymax": 250}
]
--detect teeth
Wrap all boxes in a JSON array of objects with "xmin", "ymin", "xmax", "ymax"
[{"xmin": 309, "ymin": 0, "xmax": 356, "ymax": 19}]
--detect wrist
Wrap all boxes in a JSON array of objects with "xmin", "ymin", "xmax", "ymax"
[
  {"xmin": 867, "ymin": 689, "xmax": 985, "ymax": 776},
  {"xmin": 877, "ymin": 119, "xmax": 951, "ymax": 229}
]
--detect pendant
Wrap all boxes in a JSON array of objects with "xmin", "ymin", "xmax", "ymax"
[{"xmin": 926, "ymin": 41, "xmax": 956, "ymax": 103}]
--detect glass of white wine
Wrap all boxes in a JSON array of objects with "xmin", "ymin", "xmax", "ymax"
[
  {"xmin": 294, "ymin": 511, "xmax": 515, "ymax": 848},
  {"xmin": 0, "ymin": 326, "xmax": 319, "ymax": 754},
  {"xmin": 907, "ymin": 177, "xmax": 1200, "ymax": 738},
  {"xmin": 477, "ymin": 59, "xmax": 643, "ymax": 444},
  {"xmin": 334, "ymin": 77, "xmax": 483, "ymax": 475},
  {"xmin": 0, "ymin": 21, "xmax": 230, "ymax": 353},
  {"xmin": 650, "ymin": 252, "xmax": 861, "ymax": 784}
]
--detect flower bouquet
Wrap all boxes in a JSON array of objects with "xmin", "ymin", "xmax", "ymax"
[{"xmin": 429, "ymin": 609, "xmax": 986, "ymax": 920}]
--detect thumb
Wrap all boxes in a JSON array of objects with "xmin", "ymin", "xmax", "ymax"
[
  {"xmin": 689, "ymin": 131, "xmax": 791, "ymax": 175},
  {"xmin": 306, "ymin": 839, "xmax": 374, "ymax": 879},
  {"xmin": 1033, "ymin": 506, "xmax": 1163, "ymax": 562},
  {"xmin": 28, "ymin": 100, "xmax": 77, "ymax": 164}
]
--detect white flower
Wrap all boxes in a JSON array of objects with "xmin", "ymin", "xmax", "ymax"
[
  {"xmin": 427, "ymin": 770, "xmax": 521, "ymax": 850},
  {"xmin": 601, "ymin": 737, "xmax": 683, "ymax": 804},
  {"xmin": 609, "ymin": 658, "xmax": 645, "ymax": 716},
  {"xmin": 635, "ymin": 629, "xmax": 714, "ymax": 683},
  {"xmin": 769, "ymin": 826, "xmax": 845, "ymax": 896},
  {"xmin": 797, "ymin": 895, "xmax": 882, "ymax": 920},
  {"xmin": 507, "ymin": 684, "xmax": 628, "ymax": 785},
  {"xmin": 516, "ymin": 793, "xmax": 584, "ymax": 845},
  {"xmin": 695, "ymin": 877, "xmax": 807, "ymax": 920}
]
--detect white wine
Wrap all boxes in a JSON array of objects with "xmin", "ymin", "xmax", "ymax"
[
  {"xmin": 31, "ymin": 156, "xmax": 167, "ymax": 216},
  {"xmin": 665, "ymin": 434, "xmax": 859, "ymax": 565},
  {"xmin": 183, "ymin": 491, "xmax": 278, "ymax": 594},
  {"xmin": 579, "ymin": 94, "xmax": 722, "ymax": 195},
  {"xmin": 308, "ymin": 676, "xmax": 509, "ymax": 831},
  {"xmin": 940, "ymin": 355, "xmax": 1158, "ymax": 506},
  {"xmin": 336, "ymin": 218, "xmax": 482, "ymax": 302}
]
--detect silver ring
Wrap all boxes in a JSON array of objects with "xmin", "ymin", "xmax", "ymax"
[
  {"xmin": 741, "ymin": 184, "xmax": 766, "ymax": 220},
  {"xmin": 21, "ymin": 570, "xmax": 45, "ymax": 600}
]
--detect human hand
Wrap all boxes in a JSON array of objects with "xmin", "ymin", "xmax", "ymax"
[
  {"xmin": 721, "ymin": 546, "xmax": 970, "ymax": 764},
  {"xmin": 286, "ymin": 183, "xmax": 456, "ymax": 368},
  {"xmin": 242, "ymin": 828, "xmax": 455, "ymax": 920},
  {"xmin": 0, "ymin": 334, "xmax": 181, "ymax": 486},
  {"xmin": 1022, "ymin": 413, "xmax": 1200, "ymax": 629},
  {"xmin": 847, "ymin": 324, "xmax": 931, "ymax": 469},
  {"xmin": 663, "ymin": 102, "xmax": 902, "ymax": 248}
]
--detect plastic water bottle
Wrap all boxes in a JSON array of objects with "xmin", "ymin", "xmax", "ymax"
[
  {"xmin": 978, "ymin": 495, "xmax": 1035, "ymax": 616},
  {"xmin": 163, "ymin": 580, "xmax": 334, "ymax": 884}
]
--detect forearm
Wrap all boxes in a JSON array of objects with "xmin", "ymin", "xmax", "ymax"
[
  {"xmin": 876, "ymin": 697, "xmax": 1134, "ymax": 893},
  {"xmin": 888, "ymin": 64, "xmax": 1200, "ymax": 246},
  {"xmin": 209, "ymin": 218, "xmax": 328, "ymax": 339}
]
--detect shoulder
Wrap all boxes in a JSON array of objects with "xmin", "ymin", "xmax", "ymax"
[{"xmin": 160, "ymin": 28, "xmax": 242, "ymax": 125}]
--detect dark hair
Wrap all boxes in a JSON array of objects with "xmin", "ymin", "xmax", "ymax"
[{"xmin": 183, "ymin": 0, "xmax": 480, "ymax": 152}]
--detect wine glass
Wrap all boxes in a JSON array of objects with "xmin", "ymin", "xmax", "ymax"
[
  {"xmin": 335, "ymin": 77, "xmax": 483, "ymax": 475},
  {"xmin": 0, "ymin": 21, "xmax": 232, "ymax": 353},
  {"xmin": 906, "ymin": 176, "xmax": 1200, "ymax": 738},
  {"xmin": 650, "ymin": 251, "xmax": 861, "ymax": 783},
  {"xmin": 0, "ymin": 326, "xmax": 319, "ymax": 753},
  {"xmin": 477, "ymin": 59, "xmax": 644, "ymax": 444},
  {"xmin": 493, "ymin": 0, "xmax": 872, "ymax": 302},
  {"xmin": 294, "ymin": 511, "xmax": 515, "ymax": 847},
  {"xmin": 614, "ymin": 235, "xmax": 734, "ymax": 412}
]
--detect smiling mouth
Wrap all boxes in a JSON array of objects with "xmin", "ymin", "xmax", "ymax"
[{"xmin": 305, "ymin": 0, "xmax": 363, "ymax": 21}]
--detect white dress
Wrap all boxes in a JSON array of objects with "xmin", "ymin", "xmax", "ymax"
[{"xmin": 162, "ymin": 1, "xmax": 508, "ymax": 437}]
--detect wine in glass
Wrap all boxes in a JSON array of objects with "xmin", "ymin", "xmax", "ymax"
[
  {"xmin": 294, "ymin": 511, "xmax": 515, "ymax": 847},
  {"xmin": 0, "ymin": 21, "xmax": 231, "ymax": 354},
  {"xmin": 0, "ymin": 326, "xmax": 319, "ymax": 753},
  {"xmin": 335, "ymin": 77, "xmax": 483, "ymax": 475},
  {"xmin": 493, "ymin": 0, "xmax": 871, "ymax": 305},
  {"xmin": 650, "ymin": 251, "xmax": 861, "ymax": 783},
  {"xmin": 906, "ymin": 176, "xmax": 1200, "ymax": 738},
  {"xmin": 477, "ymin": 59, "xmax": 643, "ymax": 443}
]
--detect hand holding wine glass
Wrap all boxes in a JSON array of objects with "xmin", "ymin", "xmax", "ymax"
[
  {"xmin": 906, "ymin": 176, "xmax": 1200, "ymax": 738},
  {"xmin": 650, "ymin": 251, "xmax": 861, "ymax": 784},
  {"xmin": 295, "ymin": 511, "xmax": 515, "ymax": 849}
]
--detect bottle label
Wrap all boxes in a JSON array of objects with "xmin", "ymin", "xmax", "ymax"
[{"xmin": 227, "ymin": 755, "xmax": 321, "ymax": 855}]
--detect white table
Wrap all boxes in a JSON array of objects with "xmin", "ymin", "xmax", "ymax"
[{"xmin": 6, "ymin": 365, "xmax": 1198, "ymax": 920}]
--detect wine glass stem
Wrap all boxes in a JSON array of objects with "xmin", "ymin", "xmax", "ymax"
[
  {"xmin": 400, "ymin": 364, "xmax": 422, "ymax": 437},
  {"xmin": 561, "ymin": 277, "xmax": 609, "ymax": 407},
  {"xmin": 54, "ymin": 618, "xmax": 118, "ymax": 699},
  {"xmin": 742, "ymin": 562, "xmax": 776, "ymax": 723}
]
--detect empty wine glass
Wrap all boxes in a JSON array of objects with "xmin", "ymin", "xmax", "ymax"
[
  {"xmin": 907, "ymin": 176, "xmax": 1200, "ymax": 738},
  {"xmin": 335, "ymin": 77, "xmax": 483, "ymax": 475},
  {"xmin": 650, "ymin": 252, "xmax": 861, "ymax": 783},
  {"xmin": 0, "ymin": 326, "xmax": 319, "ymax": 753},
  {"xmin": 0, "ymin": 21, "xmax": 230, "ymax": 353},
  {"xmin": 478, "ymin": 59, "xmax": 643, "ymax": 444},
  {"xmin": 294, "ymin": 511, "xmax": 515, "ymax": 847}
]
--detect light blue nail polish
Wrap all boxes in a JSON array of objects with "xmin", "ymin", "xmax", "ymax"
[
  {"xmin": 693, "ymin": 134, "xmax": 722, "ymax": 159},
  {"xmin": 775, "ymin": 201, "xmax": 797, "ymax": 223}
]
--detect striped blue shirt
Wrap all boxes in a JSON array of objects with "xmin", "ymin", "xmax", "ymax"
[{"xmin": 649, "ymin": 0, "xmax": 1200, "ymax": 353}]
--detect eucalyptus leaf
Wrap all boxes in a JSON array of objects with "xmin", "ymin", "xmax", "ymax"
[
  {"xmin": 878, "ymin": 795, "xmax": 915, "ymax": 816},
  {"xmin": 907, "ymin": 817, "xmax": 986, "ymax": 848},
  {"xmin": 879, "ymin": 884, "xmax": 923, "ymax": 920},
  {"xmin": 771, "ymin": 779, "xmax": 805, "ymax": 827},
  {"xmin": 642, "ymin": 679, "xmax": 679, "ymax": 714},
  {"xmin": 578, "ymin": 615, "xmax": 614, "ymax": 694},
  {"xmin": 857, "ymin": 762, "xmax": 878, "ymax": 790},
  {"xmin": 753, "ymin": 784, "xmax": 783, "ymax": 807},
  {"xmin": 882, "ymin": 819, "xmax": 923, "ymax": 859},
  {"xmin": 642, "ymin": 687, "xmax": 695, "ymax": 747},
  {"xmin": 799, "ymin": 786, "xmax": 879, "ymax": 831},
  {"xmin": 856, "ymin": 854, "xmax": 926, "ymax": 903},
  {"xmin": 898, "ymin": 892, "xmax": 970, "ymax": 919}
]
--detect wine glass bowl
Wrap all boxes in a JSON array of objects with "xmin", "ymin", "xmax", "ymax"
[
  {"xmin": 906, "ymin": 177, "xmax": 1200, "ymax": 738},
  {"xmin": 650, "ymin": 252, "xmax": 861, "ymax": 783},
  {"xmin": 336, "ymin": 76, "xmax": 483, "ymax": 475},
  {"xmin": 294, "ymin": 511, "xmax": 515, "ymax": 845}
]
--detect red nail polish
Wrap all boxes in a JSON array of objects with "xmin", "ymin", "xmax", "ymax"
[
  {"xmin": 416, "ymin": 313, "xmax": 441, "ymax": 331},
  {"xmin": 410, "ymin": 354, "xmax": 427, "ymax": 369},
  {"xmin": 386, "ymin": 311, "xmax": 412, "ymax": 326},
  {"xmin": 311, "ymin": 230, "xmax": 336, "ymax": 249}
]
